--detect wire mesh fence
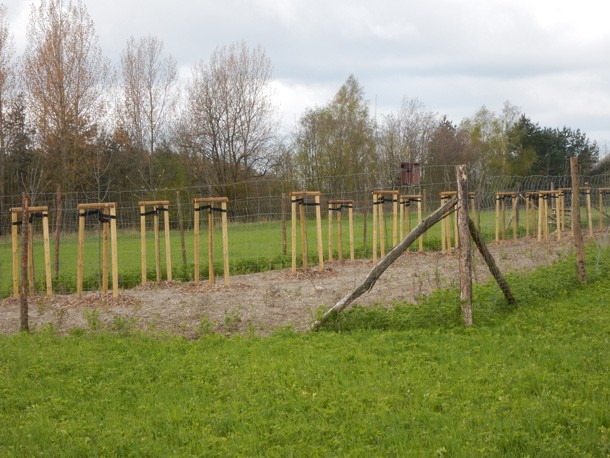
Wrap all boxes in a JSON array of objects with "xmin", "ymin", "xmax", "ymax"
[{"xmin": 2, "ymin": 165, "xmax": 610, "ymax": 299}]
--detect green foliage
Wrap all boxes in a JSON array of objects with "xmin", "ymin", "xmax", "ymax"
[{"xmin": 0, "ymin": 272, "xmax": 609, "ymax": 455}]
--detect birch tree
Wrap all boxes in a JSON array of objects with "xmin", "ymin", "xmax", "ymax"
[{"xmin": 120, "ymin": 35, "xmax": 178, "ymax": 188}]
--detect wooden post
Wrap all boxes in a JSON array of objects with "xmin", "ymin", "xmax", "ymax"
[
  {"xmin": 495, "ymin": 194, "xmax": 500, "ymax": 242},
  {"xmin": 11, "ymin": 209, "xmax": 19, "ymax": 298},
  {"xmin": 138, "ymin": 200, "xmax": 172, "ymax": 284},
  {"xmin": 176, "ymin": 191, "xmax": 188, "ymax": 269},
  {"xmin": 163, "ymin": 204, "xmax": 172, "ymax": 281},
  {"xmin": 315, "ymin": 194, "xmax": 324, "ymax": 271},
  {"xmin": 20, "ymin": 193, "xmax": 29, "ymax": 333},
  {"xmin": 525, "ymin": 193, "xmax": 530, "ymax": 237},
  {"xmin": 372, "ymin": 193, "xmax": 378, "ymax": 262},
  {"xmin": 299, "ymin": 197, "xmax": 307, "ymax": 269},
  {"xmin": 290, "ymin": 191, "xmax": 323, "ymax": 271},
  {"xmin": 193, "ymin": 200, "xmax": 201, "ymax": 282},
  {"xmin": 456, "ymin": 165, "xmax": 473, "ymax": 326},
  {"xmin": 76, "ymin": 203, "xmax": 118, "ymax": 298},
  {"xmin": 77, "ymin": 207, "xmax": 85, "ymax": 297},
  {"xmin": 102, "ymin": 208, "xmax": 109, "ymax": 294},
  {"xmin": 281, "ymin": 193, "xmax": 287, "ymax": 256},
  {"xmin": 291, "ymin": 196, "xmax": 297, "ymax": 272},
  {"xmin": 154, "ymin": 206, "xmax": 161, "ymax": 282},
  {"xmin": 193, "ymin": 197, "xmax": 229, "ymax": 285},
  {"xmin": 139, "ymin": 203, "xmax": 147, "ymax": 284},
  {"xmin": 328, "ymin": 201, "xmax": 334, "ymax": 261},
  {"xmin": 571, "ymin": 157, "xmax": 586, "ymax": 283},
  {"xmin": 11, "ymin": 206, "xmax": 53, "ymax": 297},
  {"xmin": 221, "ymin": 200, "xmax": 229, "ymax": 285},
  {"xmin": 328, "ymin": 200, "xmax": 355, "ymax": 262},
  {"xmin": 349, "ymin": 204, "xmax": 354, "ymax": 260},
  {"xmin": 372, "ymin": 190, "xmax": 399, "ymax": 260},
  {"xmin": 400, "ymin": 195, "xmax": 423, "ymax": 252},
  {"xmin": 362, "ymin": 202, "xmax": 368, "ymax": 258}
]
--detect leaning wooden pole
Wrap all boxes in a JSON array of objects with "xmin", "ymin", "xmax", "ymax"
[
  {"xmin": 468, "ymin": 218, "xmax": 515, "ymax": 305},
  {"xmin": 456, "ymin": 165, "xmax": 473, "ymax": 327},
  {"xmin": 570, "ymin": 156, "xmax": 586, "ymax": 283},
  {"xmin": 20, "ymin": 193, "xmax": 29, "ymax": 333},
  {"xmin": 312, "ymin": 196, "xmax": 458, "ymax": 331}
]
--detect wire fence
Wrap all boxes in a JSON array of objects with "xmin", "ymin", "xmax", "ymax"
[{"xmin": 2, "ymin": 165, "xmax": 610, "ymax": 299}]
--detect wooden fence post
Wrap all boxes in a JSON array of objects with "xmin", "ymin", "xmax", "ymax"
[{"xmin": 456, "ymin": 165, "xmax": 473, "ymax": 327}]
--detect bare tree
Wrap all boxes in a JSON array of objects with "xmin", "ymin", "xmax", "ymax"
[
  {"xmin": 120, "ymin": 35, "xmax": 178, "ymax": 188},
  {"xmin": 377, "ymin": 97, "xmax": 437, "ymax": 187},
  {"xmin": 179, "ymin": 42, "xmax": 277, "ymax": 198},
  {"xmin": 0, "ymin": 5, "xmax": 15, "ymax": 228},
  {"xmin": 23, "ymin": 0, "xmax": 109, "ymax": 193}
]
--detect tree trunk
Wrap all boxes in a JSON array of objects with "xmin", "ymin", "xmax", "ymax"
[
  {"xmin": 312, "ymin": 196, "xmax": 458, "ymax": 331},
  {"xmin": 570, "ymin": 156, "xmax": 586, "ymax": 282},
  {"xmin": 20, "ymin": 193, "xmax": 30, "ymax": 332},
  {"xmin": 468, "ymin": 218, "xmax": 515, "ymax": 305},
  {"xmin": 456, "ymin": 165, "xmax": 473, "ymax": 326}
]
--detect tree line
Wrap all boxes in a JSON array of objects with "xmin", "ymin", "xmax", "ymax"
[{"xmin": 0, "ymin": 0, "xmax": 602, "ymax": 210}]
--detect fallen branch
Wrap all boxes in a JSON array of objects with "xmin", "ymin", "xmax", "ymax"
[
  {"xmin": 468, "ymin": 217, "xmax": 515, "ymax": 305},
  {"xmin": 312, "ymin": 196, "xmax": 458, "ymax": 331}
]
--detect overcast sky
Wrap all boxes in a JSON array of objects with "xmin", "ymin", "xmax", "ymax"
[{"xmin": 4, "ymin": 0, "xmax": 610, "ymax": 152}]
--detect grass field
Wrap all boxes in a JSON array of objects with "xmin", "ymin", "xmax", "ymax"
[
  {"xmin": 1, "ymin": 205, "xmax": 592, "ymax": 298},
  {"xmin": 0, "ymin": 248, "xmax": 609, "ymax": 455}
]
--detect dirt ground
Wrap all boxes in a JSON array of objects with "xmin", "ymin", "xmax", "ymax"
[{"xmin": 0, "ymin": 238, "xmax": 576, "ymax": 336}]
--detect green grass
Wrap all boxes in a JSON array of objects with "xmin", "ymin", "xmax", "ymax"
[{"xmin": 0, "ymin": 248, "xmax": 609, "ymax": 456}]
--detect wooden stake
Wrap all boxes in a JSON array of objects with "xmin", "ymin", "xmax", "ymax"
[
  {"xmin": 221, "ymin": 201, "xmax": 229, "ymax": 285},
  {"xmin": 281, "ymin": 193, "xmax": 287, "ymax": 256},
  {"xmin": 139, "ymin": 204, "xmax": 147, "ymax": 284},
  {"xmin": 290, "ymin": 191, "xmax": 323, "ymax": 271},
  {"xmin": 163, "ymin": 205, "xmax": 172, "ymax": 281},
  {"xmin": 11, "ymin": 210, "xmax": 18, "ymax": 297},
  {"xmin": 372, "ymin": 193, "xmax": 378, "ymax": 262},
  {"xmin": 77, "ymin": 209, "xmax": 85, "ymax": 297},
  {"xmin": 102, "ymin": 208, "xmax": 109, "ymax": 294},
  {"xmin": 76, "ymin": 202, "xmax": 119, "ymax": 298},
  {"xmin": 291, "ymin": 196, "xmax": 297, "ymax": 272},
  {"xmin": 154, "ymin": 206, "xmax": 161, "ymax": 282},
  {"xmin": 110, "ymin": 206, "xmax": 118, "ymax": 298},
  {"xmin": 194, "ymin": 201, "xmax": 201, "ymax": 282},
  {"xmin": 315, "ymin": 194, "xmax": 324, "ymax": 271},
  {"xmin": 193, "ymin": 197, "xmax": 230, "ymax": 285},
  {"xmin": 208, "ymin": 203, "xmax": 215, "ymax": 285},
  {"xmin": 176, "ymin": 191, "xmax": 187, "ymax": 268},
  {"xmin": 456, "ymin": 165, "xmax": 472, "ymax": 327}
]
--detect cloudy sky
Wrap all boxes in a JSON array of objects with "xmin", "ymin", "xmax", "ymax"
[{"xmin": 4, "ymin": 0, "xmax": 610, "ymax": 151}]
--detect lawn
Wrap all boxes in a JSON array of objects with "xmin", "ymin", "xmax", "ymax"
[{"xmin": 0, "ymin": 248, "xmax": 608, "ymax": 456}]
